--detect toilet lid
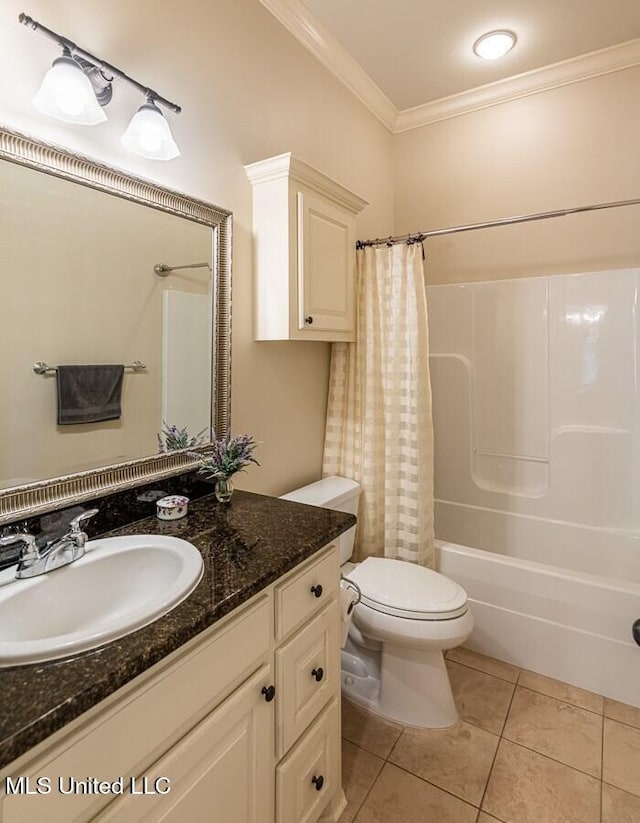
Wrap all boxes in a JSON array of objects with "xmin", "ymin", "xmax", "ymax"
[{"xmin": 348, "ymin": 557, "xmax": 468, "ymax": 620}]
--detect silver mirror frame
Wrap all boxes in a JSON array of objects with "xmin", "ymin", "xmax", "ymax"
[{"xmin": 0, "ymin": 125, "xmax": 231, "ymax": 525}]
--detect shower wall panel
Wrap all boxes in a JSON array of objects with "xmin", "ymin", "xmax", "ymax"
[{"xmin": 428, "ymin": 268, "xmax": 640, "ymax": 577}]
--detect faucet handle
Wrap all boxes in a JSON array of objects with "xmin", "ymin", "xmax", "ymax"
[{"xmin": 68, "ymin": 508, "xmax": 99, "ymax": 535}]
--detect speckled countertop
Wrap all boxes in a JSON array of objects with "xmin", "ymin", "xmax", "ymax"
[{"xmin": 0, "ymin": 491, "xmax": 355, "ymax": 770}]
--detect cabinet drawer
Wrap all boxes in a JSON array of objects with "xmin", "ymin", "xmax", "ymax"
[
  {"xmin": 276, "ymin": 599, "xmax": 339, "ymax": 755},
  {"xmin": 276, "ymin": 697, "xmax": 339, "ymax": 823},
  {"xmin": 97, "ymin": 665, "xmax": 274, "ymax": 823},
  {"xmin": 275, "ymin": 546, "xmax": 338, "ymax": 641},
  {"xmin": 1, "ymin": 596, "xmax": 271, "ymax": 823}
]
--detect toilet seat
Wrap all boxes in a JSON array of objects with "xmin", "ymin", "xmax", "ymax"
[{"xmin": 348, "ymin": 557, "xmax": 468, "ymax": 620}]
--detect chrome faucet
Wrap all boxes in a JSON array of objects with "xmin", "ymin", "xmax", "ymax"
[{"xmin": 0, "ymin": 509, "xmax": 99, "ymax": 579}]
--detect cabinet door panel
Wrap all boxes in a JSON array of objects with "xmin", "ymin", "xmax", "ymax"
[
  {"xmin": 297, "ymin": 191, "xmax": 355, "ymax": 335},
  {"xmin": 276, "ymin": 600, "xmax": 339, "ymax": 756},
  {"xmin": 98, "ymin": 665, "xmax": 274, "ymax": 823}
]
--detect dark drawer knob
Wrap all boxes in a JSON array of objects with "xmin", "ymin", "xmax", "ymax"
[
  {"xmin": 261, "ymin": 685, "xmax": 276, "ymax": 702},
  {"xmin": 633, "ymin": 618, "xmax": 640, "ymax": 646},
  {"xmin": 311, "ymin": 775, "xmax": 324, "ymax": 791},
  {"xmin": 311, "ymin": 667, "xmax": 324, "ymax": 683},
  {"xmin": 310, "ymin": 584, "xmax": 323, "ymax": 598},
  {"xmin": 304, "ymin": 316, "xmax": 314, "ymax": 325}
]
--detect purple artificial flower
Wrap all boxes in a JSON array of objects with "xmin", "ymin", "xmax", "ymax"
[
  {"xmin": 193, "ymin": 433, "xmax": 260, "ymax": 481},
  {"xmin": 157, "ymin": 421, "xmax": 209, "ymax": 453}
]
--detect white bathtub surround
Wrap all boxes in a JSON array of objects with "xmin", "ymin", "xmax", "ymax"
[
  {"xmin": 323, "ymin": 243, "xmax": 434, "ymax": 565},
  {"xmin": 428, "ymin": 268, "xmax": 640, "ymax": 555},
  {"xmin": 427, "ymin": 268, "xmax": 640, "ymax": 707}
]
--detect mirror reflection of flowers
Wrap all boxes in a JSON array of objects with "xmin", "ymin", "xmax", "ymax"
[
  {"xmin": 157, "ymin": 421, "xmax": 208, "ymax": 453},
  {"xmin": 192, "ymin": 433, "xmax": 260, "ymax": 481}
]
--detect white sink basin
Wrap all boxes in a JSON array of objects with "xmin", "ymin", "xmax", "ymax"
[{"xmin": 0, "ymin": 535, "xmax": 204, "ymax": 667}]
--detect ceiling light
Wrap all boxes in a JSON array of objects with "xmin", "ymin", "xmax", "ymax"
[
  {"xmin": 20, "ymin": 12, "xmax": 181, "ymax": 160},
  {"xmin": 473, "ymin": 30, "xmax": 517, "ymax": 61},
  {"xmin": 121, "ymin": 96, "xmax": 180, "ymax": 161},
  {"xmin": 33, "ymin": 49, "xmax": 107, "ymax": 125}
]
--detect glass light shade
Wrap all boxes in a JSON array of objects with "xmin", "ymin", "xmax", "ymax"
[
  {"xmin": 473, "ymin": 30, "xmax": 517, "ymax": 60},
  {"xmin": 33, "ymin": 56, "xmax": 107, "ymax": 125},
  {"xmin": 121, "ymin": 102, "xmax": 180, "ymax": 161}
]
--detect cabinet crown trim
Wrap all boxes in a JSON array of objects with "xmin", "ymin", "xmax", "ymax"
[{"xmin": 245, "ymin": 152, "xmax": 368, "ymax": 214}]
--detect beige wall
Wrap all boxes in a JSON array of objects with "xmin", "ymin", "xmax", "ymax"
[
  {"xmin": 393, "ymin": 68, "xmax": 640, "ymax": 285},
  {"xmin": 0, "ymin": 0, "xmax": 393, "ymax": 495}
]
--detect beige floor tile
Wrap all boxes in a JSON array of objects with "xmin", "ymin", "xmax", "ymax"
[
  {"xmin": 446, "ymin": 647, "xmax": 520, "ymax": 683},
  {"xmin": 447, "ymin": 660, "xmax": 515, "ymax": 735},
  {"xmin": 518, "ymin": 670, "xmax": 603, "ymax": 714},
  {"xmin": 602, "ymin": 783, "xmax": 640, "ymax": 823},
  {"xmin": 483, "ymin": 739, "xmax": 601, "ymax": 823},
  {"xmin": 603, "ymin": 717, "xmax": 640, "ymax": 797},
  {"xmin": 477, "ymin": 815, "xmax": 505, "ymax": 823},
  {"xmin": 354, "ymin": 762, "xmax": 477, "ymax": 823},
  {"xmin": 339, "ymin": 740, "xmax": 385, "ymax": 823},
  {"xmin": 342, "ymin": 698, "xmax": 403, "ymax": 759},
  {"xmin": 604, "ymin": 697, "xmax": 640, "ymax": 730},
  {"xmin": 389, "ymin": 720, "xmax": 499, "ymax": 806},
  {"xmin": 503, "ymin": 687, "xmax": 602, "ymax": 777}
]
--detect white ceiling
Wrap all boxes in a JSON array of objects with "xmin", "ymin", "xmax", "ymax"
[
  {"xmin": 260, "ymin": 0, "xmax": 640, "ymax": 130},
  {"xmin": 300, "ymin": 0, "xmax": 640, "ymax": 110}
]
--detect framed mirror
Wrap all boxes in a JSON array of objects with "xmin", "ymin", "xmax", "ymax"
[{"xmin": 0, "ymin": 126, "xmax": 231, "ymax": 524}]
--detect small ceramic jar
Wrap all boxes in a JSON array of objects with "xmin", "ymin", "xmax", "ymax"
[{"xmin": 156, "ymin": 495, "xmax": 189, "ymax": 521}]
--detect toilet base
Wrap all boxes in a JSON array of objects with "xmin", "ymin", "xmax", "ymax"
[{"xmin": 341, "ymin": 643, "xmax": 459, "ymax": 729}]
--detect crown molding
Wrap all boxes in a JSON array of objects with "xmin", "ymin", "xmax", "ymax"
[
  {"xmin": 259, "ymin": 0, "xmax": 640, "ymax": 135},
  {"xmin": 245, "ymin": 152, "xmax": 369, "ymax": 213},
  {"xmin": 395, "ymin": 38, "xmax": 640, "ymax": 132},
  {"xmin": 259, "ymin": 0, "xmax": 397, "ymax": 130}
]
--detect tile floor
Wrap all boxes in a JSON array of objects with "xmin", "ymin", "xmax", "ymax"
[{"xmin": 339, "ymin": 648, "xmax": 640, "ymax": 823}]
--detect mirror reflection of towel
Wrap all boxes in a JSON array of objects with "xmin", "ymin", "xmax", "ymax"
[{"xmin": 56, "ymin": 365, "xmax": 125, "ymax": 425}]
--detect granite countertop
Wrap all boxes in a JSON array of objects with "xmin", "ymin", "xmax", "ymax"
[{"xmin": 0, "ymin": 490, "xmax": 355, "ymax": 770}]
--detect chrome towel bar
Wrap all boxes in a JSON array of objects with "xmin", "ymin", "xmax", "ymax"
[{"xmin": 33, "ymin": 360, "xmax": 147, "ymax": 375}]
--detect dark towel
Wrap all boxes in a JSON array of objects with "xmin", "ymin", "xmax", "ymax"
[{"xmin": 56, "ymin": 365, "xmax": 124, "ymax": 425}]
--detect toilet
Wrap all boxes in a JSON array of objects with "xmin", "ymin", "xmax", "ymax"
[{"xmin": 281, "ymin": 476, "xmax": 473, "ymax": 728}]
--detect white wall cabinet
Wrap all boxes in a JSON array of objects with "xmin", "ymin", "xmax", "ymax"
[
  {"xmin": 0, "ymin": 545, "xmax": 344, "ymax": 823},
  {"xmin": 245, "ymin": 153, "xmax": 368, "ymax": 342}
]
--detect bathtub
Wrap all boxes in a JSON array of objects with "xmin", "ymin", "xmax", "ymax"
[{"xmin": 436, "ymin": 537, "xmax": 640, "ymax": 708}]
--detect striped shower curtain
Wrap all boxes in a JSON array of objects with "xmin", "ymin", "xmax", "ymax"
[{"xmin": 323, "ymin": 242, "xmax": 435, "ymax": 566}]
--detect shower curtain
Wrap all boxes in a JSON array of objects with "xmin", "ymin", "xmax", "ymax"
[{"xmin": 323, "ymin": 242, "xmax": 435, "ymax": 566}]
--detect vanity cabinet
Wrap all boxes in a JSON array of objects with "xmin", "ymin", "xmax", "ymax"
[
  {"xmin": 0, "ymin": 544, "xmax": 344, "ymax": 823},
  {"xmin": 245, "ymin": 153, "xmax": 368, "ymax": 342},
  {"xmin": 99, "ymin": 665, "xmax": 275, "ymax": 823}
]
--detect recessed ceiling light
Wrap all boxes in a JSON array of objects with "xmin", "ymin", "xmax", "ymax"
[{"xmin": 473, "ymin": 30, "xmax": 517, "ymax": 61}]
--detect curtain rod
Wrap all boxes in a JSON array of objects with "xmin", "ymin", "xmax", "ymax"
[{"xmin": 355, "ymin": 197, "xmax": 640, "ymax": 249}]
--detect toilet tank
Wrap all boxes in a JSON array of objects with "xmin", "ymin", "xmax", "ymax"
[{"xmin": 280, "ymin": 476, "xmax": 360, "ymax": 564}]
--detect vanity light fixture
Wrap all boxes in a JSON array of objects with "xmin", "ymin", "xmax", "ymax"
[
  {"xmin": 32, "ymin": 48, "xmax": 107, "ymax": 125},
  {"xmin": 473, "ymin": 30, "xmax": 517, "ymax": 61},
  {"xmin": 20, "ymin": 13, "xmax": 181, "ymax": 160},
  {"xmin": 121, "ymin": 95, "xmax": 180, "ymax": 161}
]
